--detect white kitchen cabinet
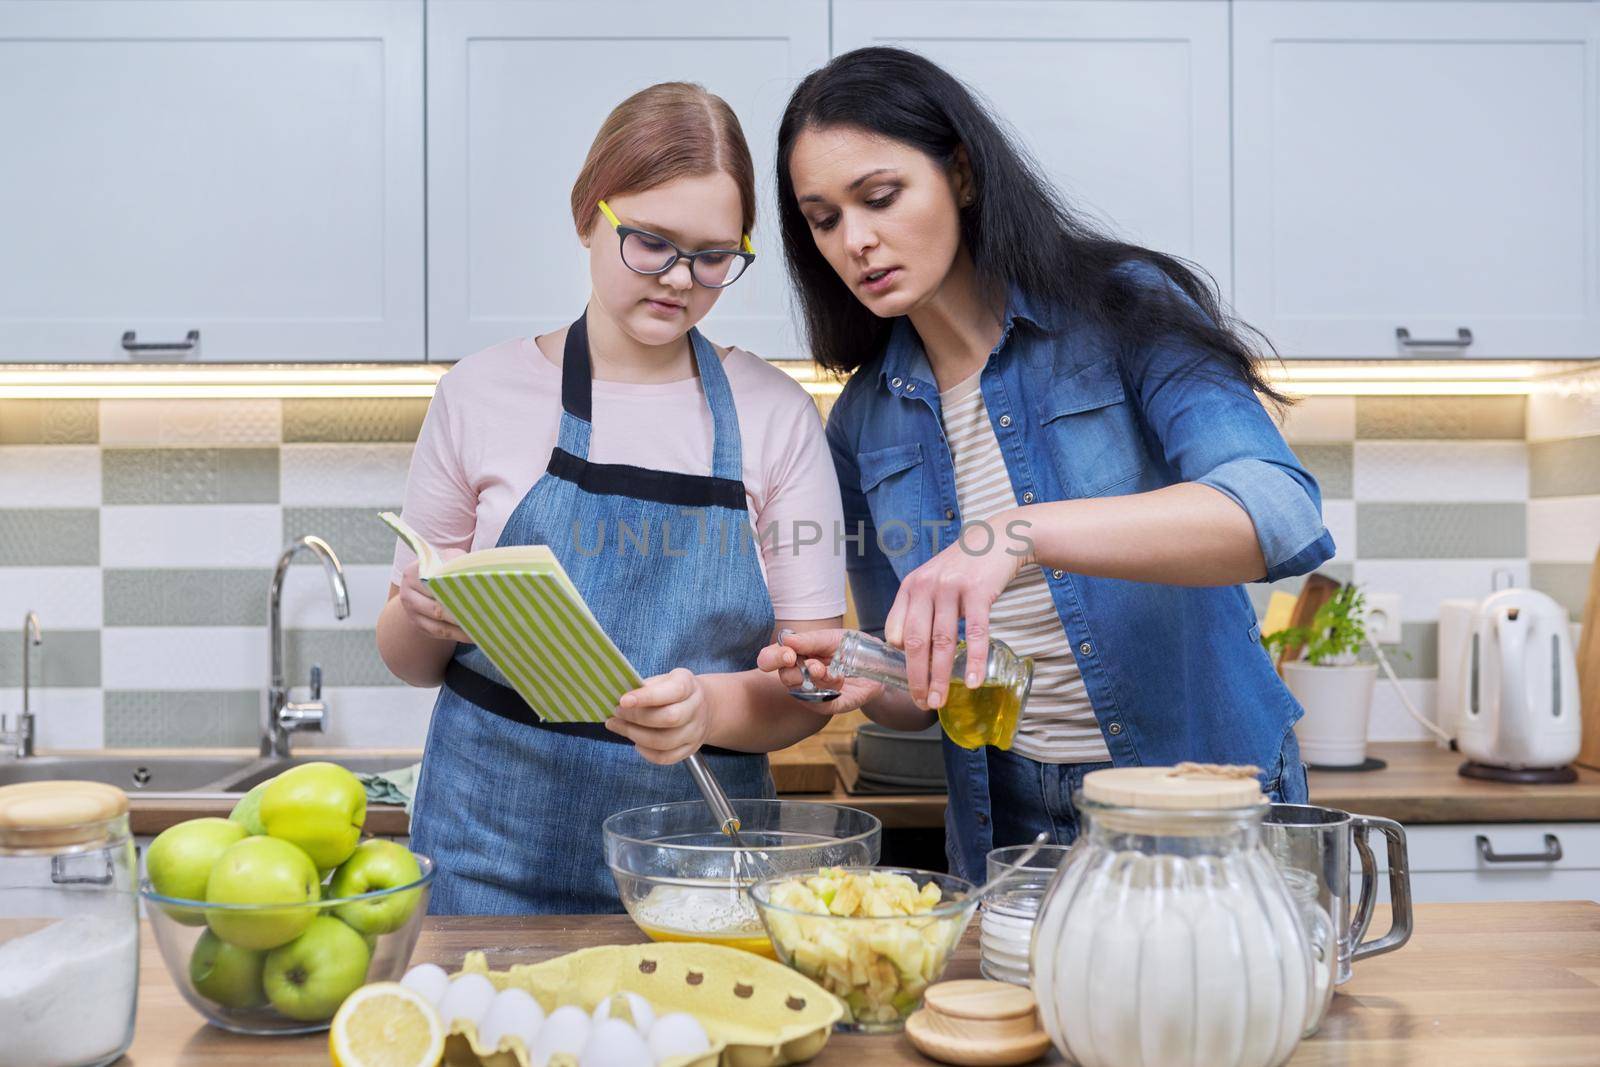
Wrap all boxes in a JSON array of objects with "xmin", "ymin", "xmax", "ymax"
[
  {"xmin": 832, "ymin": 0, "xmax": 1234, "ymax": 296},
  {"xmin": 0, "ymin": 0, "xmax": 425, "ymax": 362},
  {"xmin": 425, "ymin": 0, "xmax": 828, "ymax": 363},
  {"xmin": 1358, "ymin": 822, "xmax": 1600, "ymax": 906},
  {"xmin": 1233, "ymin": 1, "xmax": 1600, "ymax": 359}
]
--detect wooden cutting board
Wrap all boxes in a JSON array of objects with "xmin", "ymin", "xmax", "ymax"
[
  {"xmin": 1576, "ymin": 545, "xmax": 1600, "ymax": 771},
  {"xmin": 1274, "ymin": 571, "xmax": 1343, "ymax": 671},
  {"xmin": 768, "ymin": 732, "xmax": 841, "ymax": 793}
]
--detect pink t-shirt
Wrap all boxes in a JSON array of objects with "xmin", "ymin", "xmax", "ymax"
[{"xmin": 390, "ymin": 335, "xmax": 847, "ymax": 620}]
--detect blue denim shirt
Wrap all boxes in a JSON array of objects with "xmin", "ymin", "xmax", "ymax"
[{"xmin": 824, "ymin": 272, "xmax": 1335, "ymax": 879}]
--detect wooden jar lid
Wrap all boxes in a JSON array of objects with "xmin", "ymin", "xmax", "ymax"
[
  {"xmin": 906, "ymin": 980, "xmax": 1052, "ymax": 1066},
  {"xmin": 1081, "ymin": 763, "xmax": 1264, "ymax": 810},
  {"xmin": 0, "ymin": 780, "xmax": 129, "ymax": 849},
  {"xmin": 924, "ymin": 980, "xmax": 1038, "ymax": 1021}
]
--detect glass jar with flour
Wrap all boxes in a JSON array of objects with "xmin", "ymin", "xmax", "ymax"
[
  {"xmin": 0, "ymin": 781, "xmax": 139, "ymax": 1067},
  {"xmin": 1031, "ymin": 764, "xmax": 1315, "ymax": 1067}
]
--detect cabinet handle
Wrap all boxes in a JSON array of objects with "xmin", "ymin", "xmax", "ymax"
[
  {"xmin": 121, "ymin": 329, "xmax": 200, "ymax": 354},
  {"xmin": 1395, "ymin": 326, "xmax": 1473, "ymax": 349},
  {"xmin": 1476, "ymin": 833, "xmax": 1562, "ymax": 864}
]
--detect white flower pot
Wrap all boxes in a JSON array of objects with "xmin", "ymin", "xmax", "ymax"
[{"xmin": 1283, "ymin": 661, "xmax": 1379, "ymax": 768}]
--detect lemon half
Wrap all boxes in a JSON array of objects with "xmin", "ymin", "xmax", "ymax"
[{"xmin": 329, "ymin": 981, "xmax": 445, "ymax": 1067}]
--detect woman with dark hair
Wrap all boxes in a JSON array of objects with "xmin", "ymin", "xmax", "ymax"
[{"xmin": 758, "ymin": 47, "xmax": 1334, "ymax": 882}]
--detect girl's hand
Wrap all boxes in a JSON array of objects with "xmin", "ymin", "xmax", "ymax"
[
  {"xmin": 884, "ymin": 513, "xmax": 1027, "ymax": 710},
  {"xmin": 756, "ymin": 629, "xmax": 882, "ymax": 716},
  {"xmin": 397, "ymin": 555, "xmax": 471, "ymax": 644},
  {"xmin": 607, "ymin": 668, "xmax": 711, "ymax": 765}
]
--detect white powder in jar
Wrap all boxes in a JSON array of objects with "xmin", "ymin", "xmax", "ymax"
[
  {"xmin": 1041, "ymin": 867, "xmax": 1310, "ymax": 1067},
  {"xmin": 0, "ymin": 915, "xmax": 138, "ymax": 1067}
]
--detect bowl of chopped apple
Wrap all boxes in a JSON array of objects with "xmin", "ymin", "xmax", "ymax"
[{"xmin": 748, "ymin": 866, "xmax": 978, "ymax": 1033}]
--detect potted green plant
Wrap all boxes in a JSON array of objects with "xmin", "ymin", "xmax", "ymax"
[{"xmin": 1263, "ymin": 584, "xmax": 1378, "ymax": 769}]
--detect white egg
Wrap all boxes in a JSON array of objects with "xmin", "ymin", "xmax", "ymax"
[
  {"xmin": 435, "ymin": 972, "xmax": 497, "ymax": 1029},
  {"xmin": 580, "ymin": 1018, "xmax": 653, "ymax": 1067},
  {"xmin": 648, "ymin": 1012, "xmax": 711, "ymax": 1063},
  {"xmin": 399, "ymin": 963, "xmax": 450, "ymax": 1006},
  {"xmin": 478, "ymin": 987, "xmax": 546, "ymax": 1051},
  {"xmin": 591, "ymin": 991, "xmax": 656, "ymax": 1033},
  {"xmin": 531, "ymin": 1005, "xmax": 592, "ymax": 1067}
]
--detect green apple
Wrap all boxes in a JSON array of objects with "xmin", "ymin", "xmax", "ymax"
[
  {"xmin": 262, "ymin": 915, "xmax": 371, "ymax": 1021},
  {"xmin": 189, "ymin": 929, "xmax": 267, "ymax": 1010},
  {"xmin": 146, "ymin": 817, "xmax": 248, "ymax": 925},
  {"xmin": 203, "ymin": 836, "xmax": 321, "ymax": 950},
  {"xmin": 259, "ymin": 762, "xmax": 366, "ymax": 869},
  {"xmin": 328, "ymin": 840, "xmax": 423, "ymax": 936},
  {"xmin": 228, "ymin": 780, "xmax": 271, "ymax": 836}
]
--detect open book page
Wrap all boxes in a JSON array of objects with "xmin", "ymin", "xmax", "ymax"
[{"xmin": 380, "ymin": 511, "xmax": 444, "ymax": 578}]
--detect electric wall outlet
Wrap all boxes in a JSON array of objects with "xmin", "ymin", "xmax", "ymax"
[{"xmin": 1365, "ymin": 592, "xmax": 1403, "ymax": 644}]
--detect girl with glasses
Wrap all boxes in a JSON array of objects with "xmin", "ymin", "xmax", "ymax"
[
  {"xmin": 378, "ymin": 83, "xmax": 846, "ymax": 914},
  {"xmin": 758, "ymin": 48, "xmax": 1333, "ymax": 883}
]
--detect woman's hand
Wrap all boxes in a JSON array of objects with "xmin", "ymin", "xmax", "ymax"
[
  {"xmin": 396, "ymin": 555, "xmax": 471, "ymax": 644},
  {"xmin": 755, "ymin": 629, "xmax": 882, "ymax": 716},
  {"xmin": 607, "ymin": 668, "xmax": 712, "ymax": 765},
  {"xmin": 884, "ymin": 512, "xmax": 1027, "ymax": 709}
]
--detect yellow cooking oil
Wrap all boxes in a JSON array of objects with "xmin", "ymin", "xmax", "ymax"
[
  {"xmin": 827, "ymin": 630, "xmax": 1035, "ymax": 750},
  {"xmin": 636, "ymin": 924, "xmax": 777, "ymax": 959},
  {"xmin": 937, "ymin": 675, "xmax": 1025, "ymax": 751}
]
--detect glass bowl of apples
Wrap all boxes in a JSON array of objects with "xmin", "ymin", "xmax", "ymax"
[{"xmin": 138, "ymin": 762, "xmax": 435, "ymax": 1034}]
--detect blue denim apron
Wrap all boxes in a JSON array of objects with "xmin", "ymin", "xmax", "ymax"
[{"xmin": 410, "ymin": 314, "xmax": 776, "ymax": 915}]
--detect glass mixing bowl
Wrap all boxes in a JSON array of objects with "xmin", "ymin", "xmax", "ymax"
[
  {"xmin": 750, "ymin": 866, "xmax": 979, "ymax": 1033},
  {"xmin": 603, "ymin": 799, "xmax": 880, "ymax": 958}
]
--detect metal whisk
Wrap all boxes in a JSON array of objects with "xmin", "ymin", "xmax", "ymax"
[{"xmin": 684, "ymin": 753, "xmax": 777, "ymax": 883}]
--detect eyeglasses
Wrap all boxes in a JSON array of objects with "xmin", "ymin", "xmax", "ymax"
[{"xmin": 597, "ymin": 200, "xmax": 755, "ymax": 289}]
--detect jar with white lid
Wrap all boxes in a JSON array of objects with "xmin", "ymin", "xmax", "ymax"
[
  {"xmin": 1031, "ymin": 764, "xmax": 1313, "ymax": 1067},
  {"xmin": 0, "ymin": 781, "xmax": 139, "ymax": 1067}
]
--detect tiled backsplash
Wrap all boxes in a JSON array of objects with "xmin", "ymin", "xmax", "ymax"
[
  {"xmin": 2, "ymin": 381, "xmax": 1596, "ymax": 752},
  {"xmin": 0, "ymin": 398, "xmax": 433, "ymax": 751},
  {"xmin": 1262, "ymin": 396, "xmax": 1527, "ymax": 743},
  {"xmin": 1528, "ymin": 365, "xmax": 1600, "ymax": 625}
]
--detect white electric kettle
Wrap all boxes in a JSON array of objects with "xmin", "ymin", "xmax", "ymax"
[{"xmin": 1457, "ymin": 588, "xmax": 1581, "ymax": 784}]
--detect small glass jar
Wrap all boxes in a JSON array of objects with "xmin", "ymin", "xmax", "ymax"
[
  {"xmin": 979, "ymin": 842, "xmax": 1072, "ymax": 986},
  {"xmin": 1032, "ymin": 765, "xmax": 1314, "ymax": 1067},
  {"xmin": 827, "ymin": 629, "xmax": 1034, "ymax": 750},
  {"xmin": 0, "ymin": 781, "xmax": 139, "ymax": 1067}
]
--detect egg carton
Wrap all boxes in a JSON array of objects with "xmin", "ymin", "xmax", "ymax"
[{"xmin": 442, "ymin": 942, "xmax": 843, "ymax": 1067}]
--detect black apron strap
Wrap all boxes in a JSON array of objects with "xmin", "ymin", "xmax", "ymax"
[{"xmin": 443, "ymin": 660, "xmax": 747, "ymax": 758}]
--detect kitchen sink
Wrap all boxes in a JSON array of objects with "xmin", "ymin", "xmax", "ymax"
[
  {"xmin": 218, "ymin": 755, "xmax": 417, "ymax": 793},
  {"xmin": 0, "ymin": 754, "xmax": 418, "ymax": 796},
  {"xmin": 0, "ymin": 755, "xmax": 257, "ymax": 792}
]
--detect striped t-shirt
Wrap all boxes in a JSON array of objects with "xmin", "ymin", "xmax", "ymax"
[{"xmin": 939, "ymin": 369, "xmax": 1111, "ymax": 764}]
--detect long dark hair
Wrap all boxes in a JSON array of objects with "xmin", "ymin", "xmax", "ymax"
[{"xmin": 775, "ymin": 47, "xmax": 1288, "ymax": 407}]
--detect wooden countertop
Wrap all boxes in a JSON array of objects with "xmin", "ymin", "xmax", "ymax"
[
  {"xmin": 124, "ymin": 901, "xmax": 1600, "ymax": 1066},
  {"xmin": 117, "ymin": 739, "xmax": 1600, "ymax": 837},
  {"xmin": 121, "ymin": 735, "xmax": 841, "ymax": 836},
  {"xmin": 1305, "ymin": 742, "xmax": 1600, "ymax": 824},
  {"xmin": 804, "ymin": 741, "xmax": 1600, "ymax": 828}
]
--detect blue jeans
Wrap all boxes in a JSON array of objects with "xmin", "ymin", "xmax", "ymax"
[{"xmin": 978, "ymin": 730, "xmax": 1311, "ymax": 861}]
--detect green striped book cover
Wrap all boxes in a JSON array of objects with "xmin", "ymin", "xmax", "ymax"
[{"xmin": 381, "ymin": 512, "xmax": 641, "ymax": 722}]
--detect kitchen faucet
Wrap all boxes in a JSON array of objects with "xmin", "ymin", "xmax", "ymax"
[
  {"xmin": 1, "ymin": 611, "xmax": 42, "ymax": 757},
  {"xmin": 265, "ymin": 536, "xmax": 350, "ymax": 757}
]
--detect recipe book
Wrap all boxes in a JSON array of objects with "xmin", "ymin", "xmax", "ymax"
[{"xmin": 380, "ymin": 512, "xmax": 642, "ymax": 722}]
